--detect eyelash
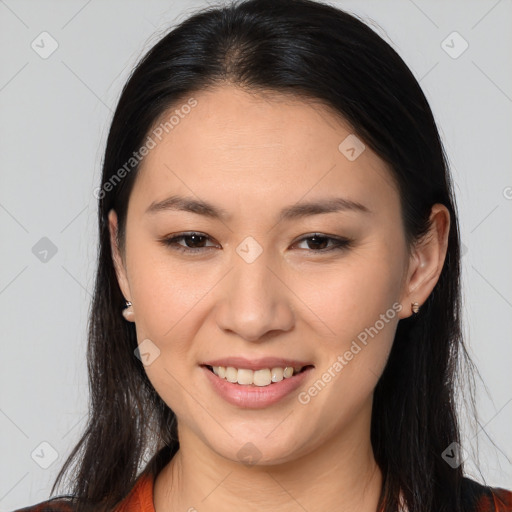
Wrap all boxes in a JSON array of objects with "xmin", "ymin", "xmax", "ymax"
[{"xmin": 158, "ymin": 232, "xmax": 354, "ymax": 254}]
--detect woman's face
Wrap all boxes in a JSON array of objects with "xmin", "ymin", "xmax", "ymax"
[{"xmin": 109, "ymin": 85, "xmax": 434, "ymax": 466}]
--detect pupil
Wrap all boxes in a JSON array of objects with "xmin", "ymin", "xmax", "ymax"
[
  {"xmin": 308, "ymin": 236, "xmax": 327, "ymax": 250},
  {"xmin": 188, "ymin": 234, "xmax": 205, "ymax": 248}
]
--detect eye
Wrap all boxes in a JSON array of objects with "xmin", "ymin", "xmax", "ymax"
[
  {"xmin": 159, "ymin": 232, "xmax": 353, "ymax": 254},
  {"xmin": 159, "ymin": 232, "xmax": 218, "ymax": 253},
  {"xmin": 292, "ymin": 233, "xmax": 353, "ymax": 253}
]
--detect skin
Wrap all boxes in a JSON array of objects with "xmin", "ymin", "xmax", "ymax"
[{"xmin": 109, "ymin": 85, "xmax": 450, "ymax": 511}]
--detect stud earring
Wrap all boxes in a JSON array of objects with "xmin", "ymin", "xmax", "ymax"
[
  {"xmin": 122, "ymin": 300, "xmax": 134, "ymax": 321},
  {"xmin": 411, "ymin": 302, "xmax": 420, "ymax": 314}
]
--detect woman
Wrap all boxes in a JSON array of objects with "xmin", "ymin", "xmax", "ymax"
[{"xmin": 15, "ymin": 0, "xmax": 512, "ymax": 511}]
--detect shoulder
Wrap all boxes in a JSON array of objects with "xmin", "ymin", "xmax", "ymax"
[
  {"xmin": 461, "ymin": 476, "xmax": 512, "ymax": 511},
  {"xmin": 12, "ymin": 472, "xmax": 155, "ymax": 512},
  {"xmin": 12, "ymin": 497, "xmax": 76, "ymax": 512}
]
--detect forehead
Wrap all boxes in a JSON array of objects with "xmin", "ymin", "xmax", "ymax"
[
  {"xmin": 148, "ymin": 85, "xmax": 357, "ymax": 166},
  {"xmin": 130, "ymin": 85, "xmax": 399, "ymax": 220}
]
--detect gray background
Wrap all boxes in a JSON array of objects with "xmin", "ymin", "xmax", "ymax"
[{"xmin": 1, "ymin": 0, "xmax": 511, "ymax": 509}]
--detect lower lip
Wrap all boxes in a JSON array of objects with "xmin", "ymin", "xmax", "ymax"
[{"xmin": 201, "ymin": 366, "xmax": 313, "ymax": 409}]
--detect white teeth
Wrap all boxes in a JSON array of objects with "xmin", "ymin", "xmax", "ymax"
[
  {"xmin": 253, "ymin": 369, "xmax": 272, "ymax": 386},
  {"xmin": 225, "ymin": 366, "xmax": 238, "ymax": 383},
  {"xmin": 210, "ymin": 365, "xmax": 303, "ymax": 387},
  {"xmin": 283, "ymin": 367, "xmax": 294, "ymax": 378},
  {"xmin": 271, "ymin": 367, "xmax": 284, "ymax": 382},
  {"xmin": 237, "ymin": 368, "xmax": 253, "ymax": 385}
]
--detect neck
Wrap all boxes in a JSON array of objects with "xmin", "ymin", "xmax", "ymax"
[{"xmin": 154, "ymin": 417, "xmax": 383, "ymax": 512}]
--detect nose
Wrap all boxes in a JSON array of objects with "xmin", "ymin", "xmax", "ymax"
[{"xmin": 215, "ymin": 253, "xmax": 295, "ymax": 343}]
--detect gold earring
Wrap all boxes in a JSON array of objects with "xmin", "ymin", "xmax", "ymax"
[
  {"xmin": 122, "ymin": 300, "xmax": 134, "ymax": 321},
  {"xmin": 411, "ymin": 302, "xmax": 420, "ymax": 314}
]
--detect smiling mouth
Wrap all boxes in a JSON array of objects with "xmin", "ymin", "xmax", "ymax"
[{"xmin": 202, "ymin": 364, "xmax": 314, "ymax": 387}]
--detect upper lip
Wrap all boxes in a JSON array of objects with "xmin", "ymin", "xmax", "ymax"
[{"xmin": 201, "ymin": 357, "xmax": 314, "ymax": 371}]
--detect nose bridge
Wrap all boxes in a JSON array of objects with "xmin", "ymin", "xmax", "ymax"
[
  {"xmin": 215, "ymin": 242, "xmax": 294, "ymax": 341},
  {"xmin": 232, "ymin": 252, "xmax": 274, "ymax": 305}
]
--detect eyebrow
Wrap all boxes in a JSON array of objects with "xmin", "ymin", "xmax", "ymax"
[{"xmin": 145, "ymin": 194, "xmax": 373, "ymax": 221}]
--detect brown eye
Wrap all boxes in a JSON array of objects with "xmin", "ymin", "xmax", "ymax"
[
  {"xmin": 159, "ymin": 232, "xmax": 353, "ymax": 255},
  {"xmin": 293, "ymin": 234, "xmax": 353, "ymax": 253},
  {"xmin": 159, "ymin": 232, "xmax": 218, "ymax": 253}
]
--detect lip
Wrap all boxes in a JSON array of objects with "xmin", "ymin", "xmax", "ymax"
[
  {"xmin": 201, "ymin": 364, "xmax": 314, "ymax": 409},
  {"xmin": 202, "ymin": 356, "xmax": 313, "ymax": 371}
]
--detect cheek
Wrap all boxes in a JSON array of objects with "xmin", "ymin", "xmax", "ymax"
[
  {"xmin": 127, "ymin": 254, "xmax": 214, "ymax": 416},
  {"xmin": 294, "ymin": 262, "xmax": 402, "ymax": 432},
  {"xmin": 293, "ymin": 250, "xmax": 403, "ymax": 338},
  {"xmin": 290, "ymin": 243, "xmax": 404, "ymax": 397},
  {"xmin": 126, "ymin": 233, "xmax": 216, "ymax": 335}
]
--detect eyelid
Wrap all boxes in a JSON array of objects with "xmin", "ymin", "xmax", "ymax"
[
  {"xmin": 158, "ymin": 231, "xmax": 354, "ymax": 254},
  {"xmin": 158, "ymin": 232, "xmax": 218, "ymax": 252},
  {"xmin": 291, "ymin": 232, "xmax": 353, "ymax": 251}
]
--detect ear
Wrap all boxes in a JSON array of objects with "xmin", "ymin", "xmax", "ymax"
[
  {"xmin": 398, "ymin": 203, "xmax": 451, "ymax": 319},
  {"xmin": 108, "ymin": 209, "xmax": 132, "ymax": 304}
]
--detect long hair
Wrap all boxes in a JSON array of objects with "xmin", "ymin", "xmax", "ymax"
[{"xmin": 50, "ymin": 0, "xmax": 481, "ymax": 510}]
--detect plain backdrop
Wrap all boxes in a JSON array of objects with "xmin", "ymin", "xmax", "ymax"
[{"xmin": 1, "ymin": 0, "xmax": 511, "ymax": 509}]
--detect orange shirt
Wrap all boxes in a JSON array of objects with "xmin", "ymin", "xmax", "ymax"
[
  {"xmin": 13, "ymin": 471, "xmax": 512, "ymax": 511},
  {"xmin": 111, "ymin": 472, "xmax": 512, "ymax": 512},
  {"xmin": 114, "ymin": 472, "xmax": 155, "ymax": 512},
  {"xmin": 13, "ymin": 473, "xmax": 156, "ymax": 512}
]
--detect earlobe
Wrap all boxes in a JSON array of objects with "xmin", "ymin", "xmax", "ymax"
[{"xmin": 122, "ymin": 301, "xmax": 135, "ymax": 321}]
